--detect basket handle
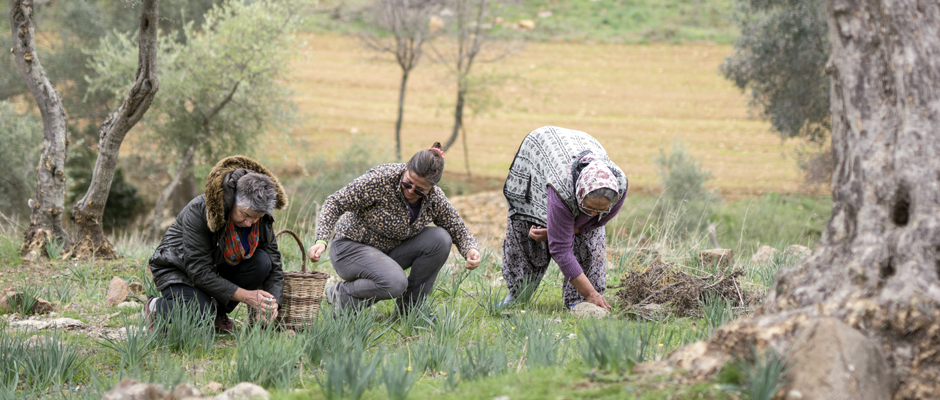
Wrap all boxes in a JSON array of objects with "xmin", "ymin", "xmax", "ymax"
[{"xmin": 275, "ymin": 229, "xmax": 308, "ymax": 273}]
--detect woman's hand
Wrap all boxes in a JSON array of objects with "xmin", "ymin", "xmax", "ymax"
[
  {"xmin": 465, "ymin": 248, "xmax": 482, "ymax": 270},
  {"xmin": 586, "ymin": 292, "xmax": 611, "ymax": 311},
  {"xmin": 234, "ymin": 288, "xmax": 278, "ymax": 312},
  {"xmin": 307, "ymin": 242, "xmax": 327, "ymax": 262},
  {"xmin": 528, "ymin": 225, "xmax": 548, "ymax": 242}
]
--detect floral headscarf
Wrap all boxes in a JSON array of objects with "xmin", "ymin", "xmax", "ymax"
[{"xmin": 574, "ymin": 155, "xmax": 620, "ymax": 216}]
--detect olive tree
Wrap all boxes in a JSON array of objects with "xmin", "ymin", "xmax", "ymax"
[
  {"xmin": 664, "ymin": 1, "xmax": 940, "ymax": 397},
  {"xmin": 9, "ymin": 0, "xmax": 159, "ymax": 260},
  {"xmin": 85, "ymin": 0, "xmax": 299, "ymax": 239}
]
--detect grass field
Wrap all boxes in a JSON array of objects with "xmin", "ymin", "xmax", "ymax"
[{"xmin": 253, "ymin": 33, "xmax": 808, "ymax": 198}]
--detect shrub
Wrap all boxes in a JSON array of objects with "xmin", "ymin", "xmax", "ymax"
[
  {"xmin": 652, "ymin": 139, "xmax": 720, "ymax": 238},
  {"xmin": 501, "ymin": 313, "xmax": 566, "ymax": 368},
  {"xmin": 381, "ymin": 352, "xmax": 418, "ymax": 400},
  {"xmin": 98, "ymin": 316, "xmax": 155, "ymax": 370},
  {"xmin": 153, "ymin": 299, "xmax": 217, "ymax": 355},
  {"xmin": 731, "ymin": 348, "xmax": 792, "ymax": 400},
  {"xmin": 0, "ymin": 101, "xmax": 42, "ymax": 218},
  {"xmin": 7, "ymin": 281, "xmax": 43, "ymax": 316}
]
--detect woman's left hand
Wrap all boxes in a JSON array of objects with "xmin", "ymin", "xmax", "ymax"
[
  {"xmin": 465, "ymin": 248, "xmax": 481, "ymax": 270},
  {"xmin": 528, "ymin": 225, "xmax": 548, "ymax": 242}
]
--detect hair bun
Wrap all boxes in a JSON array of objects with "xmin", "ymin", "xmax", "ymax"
[{"xmin": 431, "ymin": 141, "xmax": 443, "ymax": 150}]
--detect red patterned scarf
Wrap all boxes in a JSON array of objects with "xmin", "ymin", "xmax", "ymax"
[{"xmin": 221, "ymin": 219, "xmax": 260, "ymax": 266}]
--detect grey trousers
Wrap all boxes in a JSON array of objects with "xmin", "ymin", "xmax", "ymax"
[{"xmin": 329, "ymin": 227, "xmax": 452, "ymax": 312}]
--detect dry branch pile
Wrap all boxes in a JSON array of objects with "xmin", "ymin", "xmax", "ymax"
[{"xmin": 614, "ymin": 257, "xmax": 751, "ymax": 319}]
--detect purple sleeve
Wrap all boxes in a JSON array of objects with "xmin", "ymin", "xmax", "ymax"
[
  {"xmin": 546, "ymin": 187, "xmax": 584, "ymax": 280},
  {"xmin": 579, "ymin": 192, "xmax": 627, "ymax": 233}
]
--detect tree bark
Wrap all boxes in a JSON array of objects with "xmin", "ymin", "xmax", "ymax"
[
  {"xmin": 147, "ymin": 144, "xmax": 195, "ymax": 240},
  {"xmin": 11, "ymin": 0, "xmax": 71, "ymax": 260},
  {"xmin": 659, "ymin": 1, "xmax": 940, "ymax": 398},
  {"xmin": 443, "ymin": 87, "xmax": 465, "ymax": 150},
  {"xmin": 68, "ymin": 0, "xmax": 160, "ymax": 259},
  {"xmin": 394, "ymin": 70, "xmax": 409, "ymax": 161}
]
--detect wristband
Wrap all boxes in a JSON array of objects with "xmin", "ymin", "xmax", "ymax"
[{"xmin": 316, "ymin": 239, "xmax": 328, "ymax": 247}]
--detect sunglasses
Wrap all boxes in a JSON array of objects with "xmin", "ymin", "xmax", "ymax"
[{"xmin": 401, "ymin": 178, "xmax": 428, "ymax": 197}]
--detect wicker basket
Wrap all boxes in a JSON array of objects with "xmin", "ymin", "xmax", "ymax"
[{"xmin": 275, "ymin": 229, "xmax": 329, "ymax": 330}]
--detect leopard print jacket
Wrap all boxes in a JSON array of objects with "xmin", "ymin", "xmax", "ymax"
[{"xmin": 315, "ymin": 163, "xmax": 478, "ymax": 257}]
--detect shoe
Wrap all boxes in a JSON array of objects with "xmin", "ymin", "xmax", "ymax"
[
  {"xmin": 496, "ymin": 293, "xmax": 514, "ymax": 308},
  {"xmin": 142, "ymin": 297, "xmax": 158, "ymax": 332},
  {"xmin": 324, "ymin": 284, "xmax": 342, "ymax": 313},
  {"xmin": 214, "ymin": 313, "xmax": 235, "ymax": 333}
]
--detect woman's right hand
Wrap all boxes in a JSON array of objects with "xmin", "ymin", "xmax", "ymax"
[
  {"xmin": 307, "ymin": 242, "xmax": 327, "ymax": 262},
  {"xmin": 528, "ymin": 225, "xmax": 548, "ymax": 242},
  {"xmin": 234, "ymin": 288, "xmax": 277, "ymax": 311},
  {"xmin": 587, "ymin": 292, "xmax": 611, "ymax": 311}
]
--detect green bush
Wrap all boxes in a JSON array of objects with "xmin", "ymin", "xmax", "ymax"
[
  {"xmin": 0, "ymin": 101, "xmax": 41, "ymax": 218},
  {"xmin": 0, "ymin": 234, "xmax": 21, "ymax": 269},
  {"xmin": 652, "ymin": 139, "xmax": 720, "ymax": 238}
]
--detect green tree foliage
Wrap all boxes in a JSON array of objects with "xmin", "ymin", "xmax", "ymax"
[
  {"xmin": 85, "ymin": 0, "xmax": 299, "ymax": 164},
  {"xmin": 0, "ymin": 101, "xmax": 41, "ymax": 218},
  {"xmin": 720, "ymin": 0, "xmax": 829, "ymax": 143},
  {"xmin": 0, "ymin": 0, "xmax": 225, "ymax": 120}
]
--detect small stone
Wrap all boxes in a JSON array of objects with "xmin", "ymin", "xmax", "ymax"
[
  {"xmin": 494, "ymin": 396, "xmax": 511, "ymax": 400},
  {"xmin": 787, "ymin": 390, "xmax": 804, "ymax": 399},
  {"xmin": 215, "ymin": 382, "xmax": 269, "ymax": 400},
  {"xmin": 202, "ymin": 381, "xmax": 224, "ymax": 393},
  {"xmin": 101, "ymin": 378, "xmax": 167, "ymax": 400},
  {"xmin": 786, "ymin": 245, "xmax": 811, "ymax": 260},
  {"xmin": 516, "ymin": 20, "xmax": 536, "ymax": 30},
  {"xmin": 537, "ymin": 10, "xmax": 552, "ymax": 18},
  {"xmin": 570, "ymin": 302, "xmax": 608, "ymax": 318},
  {"xmin": 118, "ymin": 301, "xmax": 141, "ymax": 310},
  {"xmin": 11, "ymin": 319, "xmax": 49, "ymax": 330},
  {"xmin": 697, "ymin": 249, "xmax": 734, "ymax": 270},
  {"xmin": 750, "ymin": 245, "xmax": 776, "ymax": 264},
  {"xmin": 128, "ymin": 282, "xmax": 144, "ymax": 295},
  {"xmin": 48, "ymin": 318, "xmax": 86, "ymax": 329},
  {"xmin": 106, "ymin": 277, "xmax": 131, "ymax": 308},
  {"xmin": 169, "ymin": 383, "xmax": 200, "ymax": 399}
]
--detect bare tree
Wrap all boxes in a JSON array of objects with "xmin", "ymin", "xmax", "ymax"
[
  {"xmin": 429, "ymin": 0, "xmax": 519, "ymax": 167},
  {"xmin": 10, "ymin": 0, "xmax": 72, "ymax": 260},
  {"xmin": 660, "ymin": 0, "xmax": 940, "ymax": 397},
  {"xmin": 361, "ymin": 0, "xmax": 442, "ymax": 161},
  {"xmin": 68, "ymin": 0, "xmax": 160, "ymax": 259}
]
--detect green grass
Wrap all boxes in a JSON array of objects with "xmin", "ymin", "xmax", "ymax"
[{"xmin": 300, "ymin": 0, "xmax": 737, "ymax": 44}]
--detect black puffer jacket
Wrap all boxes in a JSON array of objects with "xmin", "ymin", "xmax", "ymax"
[{"xmin": 149, "ymin": 156, "xmax": 288, "ymax": 305}]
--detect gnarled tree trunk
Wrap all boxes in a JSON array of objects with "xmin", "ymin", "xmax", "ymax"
[
  {"xmin": 659, "ymin": 1, "xmax": 940, "ymax": 398},
  {"xmin": 68, "ymin": 0, "xmax": 160, "ymax": 259},
  {"xmin": 11, "ymin": 0, "xmax": 70, "ymax": 260}
]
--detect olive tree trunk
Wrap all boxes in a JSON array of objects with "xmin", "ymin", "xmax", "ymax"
[
  {"xmin": 10, "ymin": 0, "xmax": 70, "ymax": 260},
  {"xmin": 68, "ymin": 0, "xmax": 160, "ymax": 259},
  {"xmin": 660, "ymin": 1, "xmax": 940, "ymax": 397}
]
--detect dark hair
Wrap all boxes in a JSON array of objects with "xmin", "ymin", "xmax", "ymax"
[
  {"xmin": 406, "ymin": 141, "xmax": 445, "ymax": 185},
  {"xmin": 235, "ymin": 173, "xmax": 277, "ymax": 214},
  {"xmin": 585, "ymin": 187, "xmax": 619, "ymax": 204}
]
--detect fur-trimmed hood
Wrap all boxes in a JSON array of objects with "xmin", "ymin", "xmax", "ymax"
[{"xmin": 204, "ymin": 155, "xmax": 288, "ymax": 232}]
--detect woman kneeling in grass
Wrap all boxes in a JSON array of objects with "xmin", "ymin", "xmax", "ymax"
[
  {"xmin": 501, "ymin": 126, "xmax": 628, "ymax": 311},
  {"xmin": 145, "ymin": 155, "xmax": 286, "ymax": 332},
  {"xmin": 307, "ymin": 142, "xmax": 482, "ymax": 313}
]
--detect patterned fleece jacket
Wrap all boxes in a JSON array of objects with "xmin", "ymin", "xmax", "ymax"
[{"xmin": 315, "ymin": 163, "xmax": 478, "ymax": 257}]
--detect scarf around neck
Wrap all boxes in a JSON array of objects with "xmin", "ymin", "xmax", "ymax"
[{"xmin": 221, "ymin": 219, "xmax": 260, "ymax": 266}]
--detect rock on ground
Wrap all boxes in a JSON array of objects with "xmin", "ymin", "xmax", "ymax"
[
  {"xmin": 697, "ymin": 249, "xmax": 733, "ymax": 270},
  {"xmin": 783, "ymin": 318, "xmax": 892, "ymax": 400},
  {"xmin": 106, "ymin": 276, "xmax": 131, "ymax": 307},
  {"xmin": 786, "ymin": 245, "xmax": 811, "ymax": 259},
  {"xmin": 215, "ymin": 383, "xmax": 269, "ymax": 400},
  {"xmin": 571, "ymin": 302, "xmax": 608, "ymax": 318},
  {"xmin": 750, "ymin": 245, "xmax": 776, "ymax": 264}
]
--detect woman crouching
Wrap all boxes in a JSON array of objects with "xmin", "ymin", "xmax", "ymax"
[
  {"xmin": 307, "ymin": 142, "xmax": 482, "ymax": 314},
  {"xmin": 146, "ymin": 155, "xmax": 286, "ymax": 331}
]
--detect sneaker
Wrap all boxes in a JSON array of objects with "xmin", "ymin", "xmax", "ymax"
[
  {"xmin": 496, "ymin": 293, "xmax": 514, "ymax": 308},
  {"xmin": 324, "ymin": 284, "xmax": 342, "ymax": 313},
  {"xmin": 214, "ymin": 313, "xmax": 235, "ymax": 333},
  {"xmin": 142, "ymin": 297, "xmax": 158, "ymax": 332}
]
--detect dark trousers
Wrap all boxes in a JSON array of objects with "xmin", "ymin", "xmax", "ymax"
[
  {"xmin": 154, "ymin": 250, "xmax": 272, "ymax": 319},
  {"xmin": 329, "ymin": 227, "xmax": 452, "ymax": 312}
]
